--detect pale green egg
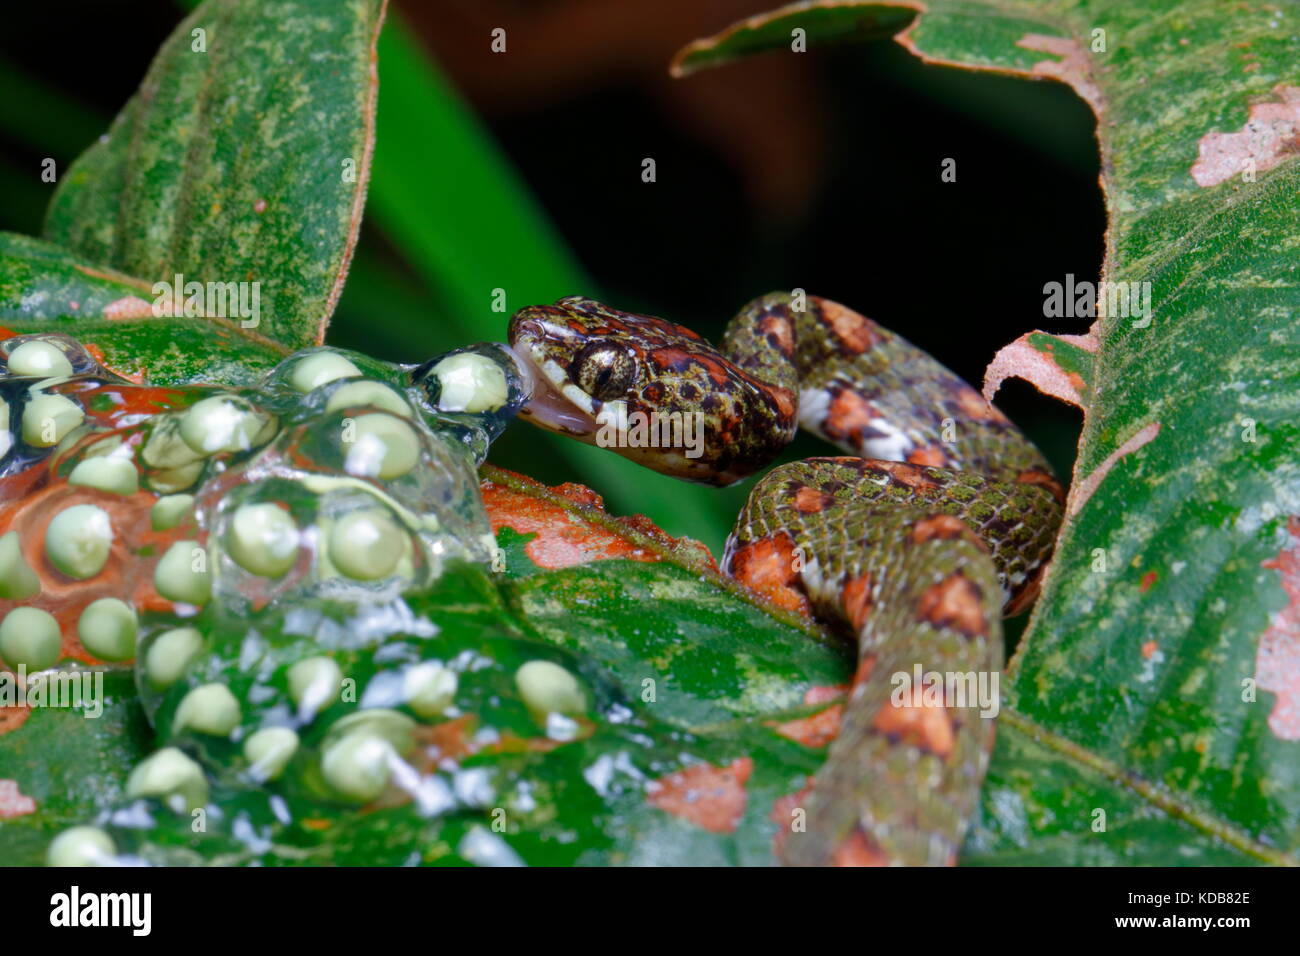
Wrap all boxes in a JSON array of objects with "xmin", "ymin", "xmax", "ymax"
[
  {"xmin": 8, "ymin": 340, "xmax": 73, "ymax": 378},
  {"xmin": 328, "ymin": 510, "xmax": 404, "ymax": 580},
  {"xmin": 68, "ymin": 456, "xmax": 139, "ymax": 496},
  {"xmin": 0, "ymin": 606, "xmax": 62, "ymax": 671},
  {"xmin": 76, "ymin": 597, "xmax": 137, "ymax": 662},
  {"xmin": 290, "ymin": 352, "xmax": 362, "ymax": 392},
  {"xmin": 144, "ymin": 626, "xmax": 204, "ymax": 689},
  {"xmin": 153, "ymin": 541, "xmax": 211, "ymax": 605},
  {"xmin": 0, "ymin": 531, "xmax": 40, "ymax": 600},
  {"xmin": 224, "ymin": 502, "xmax": 299, "ymax": 578},
  {"xmin": 515, "ymin": 660, "xmax": 586, "ymax": 716},
  {"xmin": 243, "ymin": 727, "xmax": 299, "ymax": 782},
  {"xmin": 46, "ymin": 826, "xmax": 117, "ymax": 867},
  {"xmin": 173, "ymin": 683, "xmax": 242, "ymax": 737},
  {"xmin": 342, "ymin": 413, "xmax": 420, "ymax": 480},
  {"xmin": 126, "ymin": 747, "xmax": 209, "ymax": 812},
  {"xmin": 21, "ymin": 393, "xmax": 83, "ymax": 448},
  {"xmin": 45, "ymin": 504, "xmax": 112, "ymax": 579}
]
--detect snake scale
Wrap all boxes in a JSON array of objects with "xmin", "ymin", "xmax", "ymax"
[{"xmin": 505, "ymin": 293, "xmax": 1065, "ymax": 866}]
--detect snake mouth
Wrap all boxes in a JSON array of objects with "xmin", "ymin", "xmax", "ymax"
[{"xmin": 503, "ymin": 343, "xmax": 599, "ymax": 438}]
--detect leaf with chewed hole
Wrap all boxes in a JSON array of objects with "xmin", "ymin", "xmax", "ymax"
[{"xmin": 983, "ymin": 331, "xmax": 1096, "ymax": 411}]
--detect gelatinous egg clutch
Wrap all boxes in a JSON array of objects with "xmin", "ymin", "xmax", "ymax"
[
  {"xmin": 2, "ymin": 335, "xmax": 665, "ymax": 866},
  {"xmin": 0, "ymin": 332, "xmax": 524, "ymax": 676}
]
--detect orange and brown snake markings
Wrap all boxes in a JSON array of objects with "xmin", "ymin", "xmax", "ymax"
[{"xmin": 508, "ymin": 293, "xmax": 1064, "ymax": 866}]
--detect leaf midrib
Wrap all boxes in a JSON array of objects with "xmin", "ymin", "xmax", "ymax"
[{"xmin": 998, "ymin": 708, "xmax": 1292, "ymax": 864}]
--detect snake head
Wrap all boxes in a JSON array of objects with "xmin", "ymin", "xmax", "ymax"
[{"xmin": 507, "ymin": 296, "xmax": 796, "ymax": 486}]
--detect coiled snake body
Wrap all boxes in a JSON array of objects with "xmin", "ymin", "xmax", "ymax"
[{"xmin": 507, "ymin": 293, "xmax": 1065, "ymax": 866}]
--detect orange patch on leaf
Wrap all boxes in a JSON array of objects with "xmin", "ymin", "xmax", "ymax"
[
  {"xmin": 81, "ymin": 344, "xmax": 145, "ymax": 384},
  {"xmin": 1191, "ymin": 85, "xmax": 1300, "ymax": 187},
  {"xmin": 646, "ymin": 758, "xmax": 752, "ymax": 834},
  {"xmin": 1017, "ymin": 34, "xmax": 1104, "ymax": 116},
  {"xmin": 1139, "ymin": 571, "xmax": 1158, "ymax": 593},
  {"xmin": 0, "ymin": 705, "xmax": 32, "ymax": 735},
  {"xmin": 102, "ymin": 296, "xmax": 154, "ymax": 320},
  {"xmin": 984, "ymin": 331, "xmax": 1097, "ymax": 408},
  {"xmin": 78, "ymin": 383, "xmax": 185, "ymax": 426},
  {"xmin": 769, "ymin": 685, "xmax": 846, "ymax": 749},
  {"xmin": 917, "ymin": 573, "xmax": 987, "ymax": 637},
  {"xmin": 551, "ymin": 482, "xmax": 604, "ymax": 509},
  {"xmin": 0, "ymin": 780, "xmax": 36, "ymax": 819},
  {"xmin": 480, "ymin": 471, "xmax": 715, "ymax": 572},
  {"xmin": 1067, "ymin": 422, "xmax": 1161, "ymax": 517},
  {"xmin": 418, "ymin": 715, "xmax": 478, "ymax": 760},
  {"xmin": 805, "ymin": 683, "xmax": 850, "ymax": 707},
  {"xmin": 0, "ymin": 482, "xmax": 194, "ymax": 664},
  {"xmin": 1257, "ymin": 516, "xmax": 1300, "ymax": 739},
  {"xmin": 769, "ymin": 707, "xmax": 842, "ymax": 748},
  {"xmin": 768, "ymin": 784, "xmax": 811, "ymax": 858},
  {"xmin": 727, "ymin": 532, "xmax": 810, "ymax": 616}
]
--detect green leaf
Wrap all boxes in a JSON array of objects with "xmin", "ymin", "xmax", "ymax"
[
  {"xmin": 42, "ymin": 0, "xmax": 387, "ymax": 352},
  {"xmin": 675, "ymin": 0, "xmax": 1300, "ymax": 864},
  {"xmin": 0, "ymin": 231, "xmax": 289, "ymax": 383},
  {"xmin": 0, "ymin": 673, "xmax": 152, "ymax": 867},
  {"xmin": 0, "ymin": 232, "xmax": 154, "ymax": 321}
]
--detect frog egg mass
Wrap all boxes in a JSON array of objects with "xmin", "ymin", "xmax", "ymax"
[{"xmin": 0, "ymin": 334, "xmax": 549, "ymax": 864}]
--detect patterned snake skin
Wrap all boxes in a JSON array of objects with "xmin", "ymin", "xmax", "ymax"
[{"xmin": 507, "ymin": 293, "xmax": 1065, "ymax": 866}]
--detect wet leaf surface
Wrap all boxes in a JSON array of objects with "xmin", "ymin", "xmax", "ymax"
[{"xmin": 675, "ymin": 0, "xmax": 1300, "ymax": 864}]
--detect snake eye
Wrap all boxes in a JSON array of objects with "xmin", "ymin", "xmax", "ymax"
[{"xmin": 572, "ymin": 343, "xmax": 636, "ymax": 402}]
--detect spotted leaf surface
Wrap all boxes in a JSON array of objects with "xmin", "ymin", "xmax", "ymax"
[
  {"xmin": 0, "ymin": 234, "xmax": 290, "ymax": 386},
  {"xmin": 676, "ymin": 0, "xmax": 1300, "ymax": 863},
  {"xmin": 41, "ymin": 0, "xmax": 386, "ymax": 353}
]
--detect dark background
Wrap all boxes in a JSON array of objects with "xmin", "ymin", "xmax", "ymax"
[{"xmin": 0, "ymin": 0, "xmax": 1101, "ymax": 551}]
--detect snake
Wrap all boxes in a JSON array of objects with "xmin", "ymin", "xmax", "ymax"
[{"xmin": 504, "ymin": 292, "xmax": 1065, "ymax": 866}]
